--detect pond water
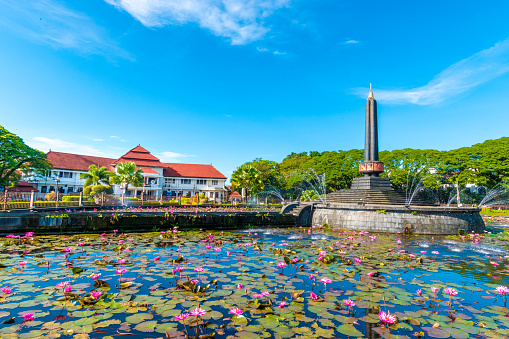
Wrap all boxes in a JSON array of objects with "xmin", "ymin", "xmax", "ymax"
[{"xmin": 1, "ymin": 226, "xmax": 509, "ymax": 339}]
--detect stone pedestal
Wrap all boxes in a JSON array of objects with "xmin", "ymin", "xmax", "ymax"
[{"xmin": 351, "ymin": 176, "xmax": 392, "ymax": 190}]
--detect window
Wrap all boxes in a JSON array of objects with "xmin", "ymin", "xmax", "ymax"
[
  {"xmin": 181, "ymin": 179, "xmax": 191, "ymax": 185},
  {"xmin": 41, "ymin": 186, "xmax": 47, "ymax": 193},
  {"xmin": 197, "ymin": 179, "xmax": 206, "ymax": 185},
  {"xmin": 58, "ymin": 171, "xmax": 73, "ymax": 178},
  {"xmin": 67, "ymin": 187, "xmax": 74, "ymax": 193},
  {"xmin": 210, "ymin": 192, "xmax": 214, "ymax": 198},
  {"xmin": 212, "ymin": 180, "xmax": 219, "ymax": 186},
  {"xmin": 164, "ymin": 178, "xmax": 176, "ymax": 185}
]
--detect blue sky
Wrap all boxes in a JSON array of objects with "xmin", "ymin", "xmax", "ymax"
[{"xmin": 1, "ymin": 0, "xmax": 509, "ymax": 178}]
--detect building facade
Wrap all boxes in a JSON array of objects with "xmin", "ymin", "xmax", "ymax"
[{"xmin": 23, "ymin": 146, "xmax": 228, "ymax": 202}]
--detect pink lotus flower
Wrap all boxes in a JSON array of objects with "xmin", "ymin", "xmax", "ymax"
[
  {"xmin": 194, "ymin": 268, "xmax": 204, "ymax": 273},
  {"xmin": 310, "ymin": 292, "xmax": 319, "ymax": 301},
  {"xmin": 261, "ymin": 291, "xmax": 270, "ymax": 297},
  {"xmin": 490, "ymin": 261, "xmax": 499, "ymax": 266},
  {"xmin": 320, "ymin": 277, "xmax": 332, "ymax": 284},
  {"xmin": 175, "ymin": 313, "xmax": 189, "ymax": 321},
  {"xmin": 78, "ymin": 242, "xmax": 84, "ymax": 246},
  {"xmin": 378, "ymin": 311, "xmax": 396, "ymax": 324},
  {"xmin": 277, "ymin": 262, "xmax": 286, "ymax": 269},
  {"xmin": 154, "ymin": 256, "xmax": 160, "ymax": 261},
  {"xmin": 117, "ymin": 259, "xmax": 127, "ymax": 264},
  {"xmin": 309, "ymin": 274, "xmax": 314, "ymax": 280},
  {"xmin": 367, "ymin": 272, "xmax": 374, "ymax": 277},
  {"xmin": 206, "ymin": 245, "xmax": 212, "ymax": 249},
  {"xmin": 343, "ymin": 299, "xmax": 355, "ymax": 307},
  {"xmin": 177, "ymin": 266, "xmax": 185, "ymax": 272},
  {"xmin": 22, "ymin": 313, "xmax": 35, "ymax": 322},
  {"xmin": 1, "ymin": 287, "xmax": 12, "ymax": 294},
  {"xmin": 116, "ymin": 268, "xmax": 126, "ymax": 274},
  {"xmin": 64, "ymin": 247, "xmax": 72, "ymax": 252},
  {"xmin": 253, "ymin": 294, "xmax": 262, "ymax": 299},
  {"xmin": 354, "ymin": 257, "xmax": 361, "ymax": 263},
  {"xmin": 189, "ymin": 307, "xmax": 206, "ymax": 317},
  {"xmin": 431, "ymin": 287, "xmax": 439, "ymax": 293},
  {"xmin": 292, "ymin": 258, "xmax": 298, "ymax": 264},
  {"xmin": 18, "ymin": 261, "xmax": 28, "ymax": 266},
  {"xmin": 319, "ymin": 251, "xmax": 326, "ymax": 256},
  {"xmin": 90, "ymin": 290, "xmax": 103, "ymax": 299},
  {"xmin": 431, "ymin": 251, "xmax": 439, "ymax": 255},
  {"xmin": 229, "ymin": 307, "xmax": 243, "ymax": 316},
  {"xmin": 64, "ymin": 285, "xmax": 72, "ymax": 293},
  {"xmin": 416, "ymin": 289, "xmax": 423, "ymax": 296},
  {"xmin": 56, "ymin": 282, "xmax": 69, "ymax": 288},
  {"xmin": 495, "ymin": 286, "xmax": 509, "ymax": 295},
  {"xmin": 192, "ymin": 279, "xmax": 199, "ymax": 284},
  {"xmin": 445, "ymin": 288, "xmax": 458, "ymax": 296},
  {"xmin": 237, "ymin": 283, "xmax": 243, "ymax": 289}
]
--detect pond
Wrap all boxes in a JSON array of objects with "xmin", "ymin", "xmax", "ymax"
[{"xmin": 1, "ymin": 226, "xmax": 509, "ymax": 339}]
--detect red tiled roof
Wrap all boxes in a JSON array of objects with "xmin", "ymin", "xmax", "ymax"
[
  {"xmin": 46, "ymin": 151, "xmax": 115, "ymax": 172},
  {"xmin": 113, "ymin": 145, "xmax": 163, "ymax": 166},
  {"xmin": 140, "ymin": 168, "xmax": 159, "ymax": 174},
  {"xmin": 7, "ymin": 181, "xmax": 39, "ymax": 192},
  {"xmin": 44, "ymin": 147, "xmax": 227, "ymax": 180},
  {"xmin": 163, "ymin": 163, "xmax": 227, "ymax": 179},
  {"xmin": 229, "ymin": 191, "xmax": 242, "ymax": 198}
]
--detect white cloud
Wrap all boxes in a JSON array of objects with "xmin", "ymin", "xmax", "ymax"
[
  {"xmin": 28, "ymin": 137, "xmax": 116, "ymax": 157},
  {"xmin": 92, "ymin": 138, "xmax": 104, "ymax": 142},
  {"xmin": 257, "ymin": 46, "xmax": 269, "ymax": 52},
  {"xmin": 355, "ymin": 38, "xmax": 509, "ymax": 105},
  {"xmin": 344, "ymin": 39, "xmax": 360, "ymax": 44},
  {"xmin": 110, "ymin": 136, "xmax": 119, "ymax": 139},
  {"xmin": 0, "ymin": 0, "xmax": 131, "ymax": 59},
  {"xmin": 273, "ymin": 50, "xmax": 286, "ymax": 55},
  {"xmin": 157, "ymin": 151, "xmax": 196, "ymax": 163},
  {"xmin": 104, "ymin": 0, "xmax": 291, "ymax": 45}
]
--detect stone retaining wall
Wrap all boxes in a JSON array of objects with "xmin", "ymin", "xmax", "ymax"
[
  {"xmin": 0, "ymin": 212, "xmax": 295, "ymax": 235},
  {"xmin": 312, "ymin": 204, "xmax": 485, "ymax": 234}
]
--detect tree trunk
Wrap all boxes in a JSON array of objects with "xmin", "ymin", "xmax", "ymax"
[{"xmin": 456, "ymin": 178, "xmax": 461, "ymax": 206}]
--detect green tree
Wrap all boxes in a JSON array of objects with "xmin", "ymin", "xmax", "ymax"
[
  {"xmin": 79, "ymin": 165, "xmax": 111, "ymax": 188},
  {"xmin": 0, "ymin": 125, "xmax": 52, "ymax": 188},
  {"xmin": 110, "ymin": 162, "xmax": 144, "ymax": 195},
  {"xmin": 230, "ymin": 165, "xmax": 264, "ymax": 201}
]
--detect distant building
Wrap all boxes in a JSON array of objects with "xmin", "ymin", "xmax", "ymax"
[
  {"xmin": 22, "ymin": 146, "xmax": 227, "ymax": 202},
  {"xmin": 229, "ymin": 191, "xmax": 242, "ymax": 204}
]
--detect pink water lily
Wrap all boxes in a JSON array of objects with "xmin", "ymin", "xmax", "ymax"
[
  {"xmin": 194, "ymin": 268, "xmax": 204, "ymax": 272},
  {"xmin": 310, "ymin": 292, "xmax": 319, "ymax": 301},
  {"xmin": 175, "ymin": 313, "xmax": 189, "ymax": 321},
  {"xmin": 22, "ymin": 313, "xmax": 35, "ymax": 322},
  {"xmin": 378, "ymin": 311, "xmax": 396, "ymax": 324},
  {"xmin": 2, "ymin": 287, "xmax": 12, "ymax": 294},
  {"xmin": 90, "ymin": 273, "xmax": 101, "ymax": 279},
  {"xmin": 189, "ymin": 307, "xmax": 206, "ymax": 317},
  {"xmin": 277, "ymin": 262, "xmax": 286, "ymax": 270},
  {"xmin": 343, "ymin": 299, "xmax": 356, "ymax": 307},
  {"xmin": 229, "ymin": 307, "xmax": 243, "ymax": 316},
  {"xmin": 90, "ymin": 290, "xmax": 103, "ymax": 299},
  {"xmin": 278, "ymin": 301, "xmax": 286, "ymax": 308},
  {"xmin": 416, "ymin": 289, "xmax": 423, "ymax": 296}
]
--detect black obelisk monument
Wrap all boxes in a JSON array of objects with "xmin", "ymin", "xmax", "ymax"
[{"xmin": 351, "ymin": 85, "xmax": 392, "ymax": 190}]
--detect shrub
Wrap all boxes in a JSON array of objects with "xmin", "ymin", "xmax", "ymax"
[
  {"xmin": 83, "ymin": 185, "xmax": 113, "ymax": 196},
  {"xmin": 181, "ymin": 198, "xmax": 190, "ymax": 205},
  {"xmin": 62, "ymin": 196, "xmax": 80, "ymax": 202},
  {"xmin": 45, "ymin": 191, "xmax": 56, "ymax": 201}
]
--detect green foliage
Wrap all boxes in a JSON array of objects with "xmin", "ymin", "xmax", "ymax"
[
  {"xmin": 230, "ymin": 164, "xmax": 264, "ymax": 199},
  {"xmin": 180, "ymin": 197, "xmax": 190, "ymax": 205},
  {"xmin": 0, "ymin": 125, "xmax": 52, "ymax": 187},
  {"xmin": 79, "ymin": 165, "xmax": 112, "ymax": 188},
  {"xmin": 300, "ymin": 190, "xmax": 319, "ymax": 201},
  {"xmin": 481, "ymin": 207, "xmax": 509, "ymax": 216},
  {"xmin": 232, "ymin": 137, "xmax": 509, "ymax": 202},
  {"xmin": 110, "ymin": 162, "xmax": 144, "ymax": 193},
  {"xmin": 83, "ymin": 185, "xmax": 113, "ymax": 196}
]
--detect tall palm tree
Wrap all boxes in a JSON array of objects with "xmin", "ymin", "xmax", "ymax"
[
  {"xmin": 230, "ymin": 165, "xmax": 264, "ymax": 202},
  {"xmin": 110, "ymin": 162, "xmax": 144, "ymax": 196},
  {"xmin": 79, "ymin": 165, "xmax": 111, "ymax": 188}
]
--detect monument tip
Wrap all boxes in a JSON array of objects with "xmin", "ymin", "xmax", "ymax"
[{"xmin": 368, "ymin": 83, "xmax": 373, "ymax": 100}]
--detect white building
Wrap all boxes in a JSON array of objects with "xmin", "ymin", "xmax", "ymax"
[{"xmin": 23, "ymin": 146, "xmax": 227, "ymax": 202}]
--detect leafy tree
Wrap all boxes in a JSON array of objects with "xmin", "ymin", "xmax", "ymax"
[
  {"xmin": 0, "ymin": 126, "xmax": 52, "ymax": 188},
  {"xmin": 79, "ymin": 165, "xmax": 111, "ymax": 188},
  {"xmin": 230, "ymin": 165, "xmax": 264, "ymax": 200},
  {"xmin": 110, "ymin": 162, "xmax": 144, "ymax": 195}
]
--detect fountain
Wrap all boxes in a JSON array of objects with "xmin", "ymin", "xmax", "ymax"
[{"xmin": 289, "ymin": 85, "xmax": 485, "ymax": 234}]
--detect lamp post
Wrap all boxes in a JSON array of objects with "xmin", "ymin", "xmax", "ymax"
[{"xmin": 55, "ymin": 176, "xmax": 60, "ymax": 208}]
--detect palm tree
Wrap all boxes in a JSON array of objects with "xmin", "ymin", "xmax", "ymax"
[
  {"xmin": 79, "ymin": 165, "xmax": 111, "ymax": 188},
  {"xmin": 230, "ymin": 165, "xmax": 264, "ymax": 202},
  {"xmin": 110, "ymin": 162, "xmax": 144, "ymax": 197}
]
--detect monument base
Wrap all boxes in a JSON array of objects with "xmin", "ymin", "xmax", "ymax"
[{"xmin": 351, "ymin": 176, "xmax": 392, "ymax": 190}]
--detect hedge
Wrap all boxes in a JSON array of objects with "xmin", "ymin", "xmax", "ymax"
[{"xmin": 481, "ymin": 207, "xmax": 509, "ymax": 216}]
